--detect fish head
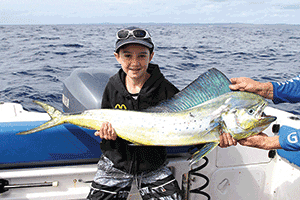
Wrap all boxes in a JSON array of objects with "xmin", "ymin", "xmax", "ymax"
[{"xmin": 221, "ymin": 92, "xmax": 277, "ymax": 140}]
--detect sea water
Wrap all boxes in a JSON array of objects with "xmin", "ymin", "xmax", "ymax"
[{"xmin": 0, "ymin": 24, "xmax": 300, "ymax": 114}]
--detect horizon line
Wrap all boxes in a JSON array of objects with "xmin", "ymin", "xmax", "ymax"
[{"xmin": 1, "ymin": 22, "xmax": 300, "ymax": 26}]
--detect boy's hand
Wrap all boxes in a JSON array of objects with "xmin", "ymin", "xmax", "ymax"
[{"xmin": 94, "ymin": 122, "xmax": 117, "ymax": 140}]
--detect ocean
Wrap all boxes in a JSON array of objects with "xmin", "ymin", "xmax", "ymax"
[{"xmin": 1, "ymin": 24, "xmax": 300, "ymax": 114}]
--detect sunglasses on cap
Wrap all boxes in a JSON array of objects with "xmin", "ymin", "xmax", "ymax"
[{"xmin": 116, "ymin": 29, "xmax": 151, "ymax": 40}]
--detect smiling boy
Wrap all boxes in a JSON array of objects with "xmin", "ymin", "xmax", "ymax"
[{"xmin": 87, "ymin": 27, "xmax": 182, "ymax": 200}]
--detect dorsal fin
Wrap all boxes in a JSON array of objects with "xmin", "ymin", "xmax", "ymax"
[{"xmin": 147, "ymin": 68, "xmax": 231, "ymax": 112}]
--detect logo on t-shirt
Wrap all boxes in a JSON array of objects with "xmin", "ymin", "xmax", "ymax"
[
  {"xmin": 287, "ymin": 132, "xmax": 298, "ymax": 144},
  {"xmin": 115, "ymin": 104, "xmax": 127, "ymax": 110}
]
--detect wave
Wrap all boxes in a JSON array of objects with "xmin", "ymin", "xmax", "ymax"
[{"xmin": 1, "ymin": 24, "xmax": 300, "ymax": 114}]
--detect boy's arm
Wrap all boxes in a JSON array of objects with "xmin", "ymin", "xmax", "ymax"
[
  {"xmin": 95, "ymin": 83, "xmax": 117, "ymax": 140},
  {"xmin": 101, "ymin": 84, "xmax": 113, "ymax": 109}
]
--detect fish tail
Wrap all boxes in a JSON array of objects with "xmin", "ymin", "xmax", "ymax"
[
  {"xmin": 33, "ymin": 100, "xmax": 63, "ymax": 119},
  {"xmin": 17, "ymin": 101, "xmax": 65, "ymax": 135}
]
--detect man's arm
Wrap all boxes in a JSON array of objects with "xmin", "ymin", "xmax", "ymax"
[
  {"xmin": 229, "ymin": 77, "xmax": 274, "ymax": 100},
  {"xmin": 238, "ymin": 133, "xmax": 282, "ymax": 150}
]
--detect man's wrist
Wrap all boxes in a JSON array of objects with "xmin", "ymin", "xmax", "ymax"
[
  {"xmin": 265, "ymin": 136, "xmax": 281, "ymax": 150},
  {"xmin": 257, "ymin": 82, "xmax": 273, "ymax": 100}
]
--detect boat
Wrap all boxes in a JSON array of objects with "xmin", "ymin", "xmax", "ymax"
[{"xmin": 1, "ymin": 68, "xmax": 300, "ymax": 200}]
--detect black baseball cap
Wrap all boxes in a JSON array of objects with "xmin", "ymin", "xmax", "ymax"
[{"xmin": 115, "ymin": 27, "xmax": 154, "ymax": 53}]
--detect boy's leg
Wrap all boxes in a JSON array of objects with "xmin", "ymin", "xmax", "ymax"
[
  {"xmin": 87, "ymin": 155, "xmax": 133, "ymax": 200},
  {"xmin": 139, "ymin": 167, "xmax": 182, "ymax": 200},
  {"xmin": 87, "ymin": 182, "xmax": 131, "ymax": 200}
]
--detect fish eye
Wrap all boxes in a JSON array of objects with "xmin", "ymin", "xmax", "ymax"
[{"xmin": 247, "ymin": 108, "xmax": 255, "ymax": 115}]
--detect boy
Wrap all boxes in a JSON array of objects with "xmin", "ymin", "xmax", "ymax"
[{"xmin": 87, "ymin": 27, "xmax": 182, "ymax": 200}]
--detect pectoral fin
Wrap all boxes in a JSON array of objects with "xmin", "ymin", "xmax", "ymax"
[{"xmin": 188, "ymin": 142, "xmax": 219, "ymax": 165}]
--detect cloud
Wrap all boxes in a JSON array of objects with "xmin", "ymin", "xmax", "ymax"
[
  {"xmin": 1, "ymin": 0, "xmax": 300, "ymax": 24},
  {"xmin": 281, "ymin": 4, "xmax": 300, "ymax": 10}
]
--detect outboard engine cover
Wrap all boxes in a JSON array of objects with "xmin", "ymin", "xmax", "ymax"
[{"xmin": 62, "ymin": 68, "xmax": 117, "ymax": 113}]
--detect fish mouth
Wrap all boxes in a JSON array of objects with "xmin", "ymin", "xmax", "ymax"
[
  {"xmin": 261, "ymin": 111, "xmax": 276, "ymax": 120},
  {"xmin": 259, "ymin": 105, "xmax": 277, "ymax": 123},
  {"xmin": 256, "ymin": 103, "xmax": 277, "ymax": 124}
]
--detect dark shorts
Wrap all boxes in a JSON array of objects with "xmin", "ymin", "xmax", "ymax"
[
  {"xmin": 87, "ymin": 155, "xmax": 182, "ymax": 200},
  {"xmin": 87, "ymin": 175, "xmax": 182, "ymax": 200}
]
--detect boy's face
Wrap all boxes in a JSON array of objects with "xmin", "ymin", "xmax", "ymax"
[{"xmin": 114, "ymin": 44, "xmax": 154, "ymax": 80}]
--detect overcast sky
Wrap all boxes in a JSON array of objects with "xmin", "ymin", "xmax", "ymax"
[{"xmin": 1, "ymin": 0, "xmax": 300, "ymax": 25}]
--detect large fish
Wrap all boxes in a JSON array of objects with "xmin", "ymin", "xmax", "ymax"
[{"xmin": 17, "ymin": 68, "xmax": 276, "ymax": 164}]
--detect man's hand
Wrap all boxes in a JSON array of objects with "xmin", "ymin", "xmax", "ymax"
[
  {"xmin": 229, "ymin": 77, "xmax": 273, "ymax": 99},
  {"xmin": 219, "ymin": 132, "xmax": 237, "ymax": 148},
  {"xmin": 238, "ymin": 133, "xmax": 281, "ymax": 150}
]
